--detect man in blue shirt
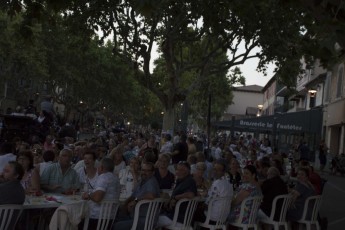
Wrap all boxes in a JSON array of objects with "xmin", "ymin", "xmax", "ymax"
[{"xmin": 114, "ymin": 161, "xmax": 160, "ymax": 229}]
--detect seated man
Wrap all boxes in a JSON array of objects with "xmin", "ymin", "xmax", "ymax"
[
  {"xmin": 258, "ymin": 167, "xmax": 288, "ymax": 222},
  {"xmin": 194, "ymin": 160, "xmax": 233, "ymax": 224},
  {"xmin": 81, "ymin": 157, "xmax": 120, "ymax": 229},
  {"xmin": 0, "ymin": 161, "xmax": 26, "ymax": 204},
  {"xmin": 40, "ymin": 148, "xmax": 80, "ymax": 193},
  {"xmin": 114, "ymin": 162, "xmax": 160, "ymax": 230},
  {"xmin": 156, "ymin": 161, "xmax": 197, "ymax": 228}
]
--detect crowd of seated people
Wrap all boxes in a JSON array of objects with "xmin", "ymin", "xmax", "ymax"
[{"xmin": 0, "ymin": 131, "xmax": 326, "ymax": 229}]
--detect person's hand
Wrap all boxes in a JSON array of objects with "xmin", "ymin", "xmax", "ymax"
[{"xmin": 81, "ymin": 192, "xmax": 89, "ymax": 200}]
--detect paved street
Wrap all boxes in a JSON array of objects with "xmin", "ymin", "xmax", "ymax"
[{"xmin": 319, "ymin": 172, "xmax": 345, "ymax": 230}]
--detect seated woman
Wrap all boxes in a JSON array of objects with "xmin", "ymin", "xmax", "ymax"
[
  {"xmin": 193, "ymin": 162, "xmax": 210, "ymax": 197},
  {"xmin": 228, "ymin": 165, "xmax": 261, "ymax": 225},
  {"xmin": 17, "ymin": 150, "xmax": 40, "ymax": 193},
  {"xmin": 76, "ymin": 149, "xmax": 98, "ymax": 193},
  {"xmin": 154, "ymin": 153, "xmax": 175, "ymax": 190},
  {"xmin": 287, "ymin": 167, "xmax": 316, "ymax": 223},
  {"xmin": 119, "ymin": 156, "xmax": 140, "ymax": 198},
  {"xmin": 109, "ymin": 145, "xmax": 126, "ymax": 177}
]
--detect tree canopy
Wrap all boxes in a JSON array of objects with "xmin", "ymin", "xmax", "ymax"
[{"xmin": 3, "ymin": 0, "xmax": 344, "ymax": 131}]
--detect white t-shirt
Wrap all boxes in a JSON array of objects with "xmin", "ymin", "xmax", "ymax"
[
  {"xmin": 76, "ymin": 167, "xmax": 98, "ymax": 191},
  {"xmin": 119, "ymin": 167, "xmax": 134, "ymax": 198},
  {"xmin": 206, "ymin": 176, "xmax": 233, "ymax": 221},
  {"xmin": 89, "ymin": 172, "xmax": 120, "ymax": 219},
  {"xmin": 160, "ymin": 141, "xmax": 173, "ymax": 154}
]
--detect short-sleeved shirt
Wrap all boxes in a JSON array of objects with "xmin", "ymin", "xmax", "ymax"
[
  {"xmin": 76, "ymin": 167, "xmax": 98, "ymax": 191},
  {"xmin": 131, "ymin": 176, "xmax": 160, "ymax": 218},
  {"xmin": 89, "ymin": 172, "xmax": 120, "ymax": 219},
  {"xmin": 206, "ymin": 176, "xmax": 233, "ymax": 221},
  {"xmin": 154, "ymin": 168, "xmax": 175, "ymax": 190},
  {"xmin": 40, "ymin": 162, "xmax": 80, "ymax": 193}
]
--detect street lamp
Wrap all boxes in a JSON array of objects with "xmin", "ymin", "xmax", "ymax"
[
  {"xmin": 308, "ymin": 89, "xmax": 317, "ymax": 97},
  {"xmin": 257, "ymin": 104, "xmax": 263, "ymax": 117}
]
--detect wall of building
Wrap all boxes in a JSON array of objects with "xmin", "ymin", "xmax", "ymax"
[{"xmin": 224, "ymin": 90, "xmax": 263, "ymax": 116}]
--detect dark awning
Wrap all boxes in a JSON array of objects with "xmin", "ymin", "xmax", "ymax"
[{"xmin": 213, "ymin": 107, "xmax": 322, "ymax": 134}]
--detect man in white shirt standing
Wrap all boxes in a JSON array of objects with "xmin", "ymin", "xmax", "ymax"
[
  {"xmin": 194, "ymin": 160, "xmax": 233, "ymax": 224},
  {"xmin": 0, "ymin": 143, "xmax": 16, "ymax": 174},
  {"xmin": 259, "ymin": 138, "xmax": 272, "ymax": 160},
  {"xmin": 81, "ymin": 157, "xmax": 120, "ymax": 229}
]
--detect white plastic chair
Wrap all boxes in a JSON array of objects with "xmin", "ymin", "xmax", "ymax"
[
  {"xmin": 260, "ymin": 194, "xmax": 293, "ymax": 230},
  {"xmin": 229, "ymin": 196, "xmax": 262, "ymax": 230},
  {"xmin": 52, "ymin": 201, "xmax": 88, "ymax": 230},
  {"xmin": 0, "ymin": 204, "xmax": 23, "ymax": 230},
  {"xmin": 296, "ymin": 195, "xmax": 322, "ymax": 230},
  {"xmin": 164, "ymin": 197, "xmax": 201, "ymax": 230},
  {"xmin": 130, "ymin": 198, "xmax": 166, "ymax": 230},
  {"xmin": 83, "ymin": 200, "xmax": 120, "ymax": 230},
  {"xmin": 194, "ymin": 196, "xmax": 232, "ymax": 230}
]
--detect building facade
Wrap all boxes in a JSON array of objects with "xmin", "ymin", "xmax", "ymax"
[{"xmin": 223, "ymin": 85, "xmax": 263, "ymax": 120}]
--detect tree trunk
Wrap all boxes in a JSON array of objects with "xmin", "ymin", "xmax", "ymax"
[{"xmin": 162, "ymin": 107, "xmax": 175, "ymax": 134}]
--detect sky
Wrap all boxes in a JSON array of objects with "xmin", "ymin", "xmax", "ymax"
[
  {"xmin": 238, "ymin": 58, "xmax": 276, "ymax": 87},
  {"xmin": 150, "ymin": 42, "xmax": 276, "ymax": 87}
]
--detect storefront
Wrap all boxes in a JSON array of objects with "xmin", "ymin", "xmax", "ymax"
[{"xmin": 214, "ymin": 107, "xmax": 323, "ymax": 152}]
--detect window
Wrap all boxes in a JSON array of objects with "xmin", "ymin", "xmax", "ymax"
[{"xmin": 336, "ymin": 64, "xmax": 344, "ymax": 98}]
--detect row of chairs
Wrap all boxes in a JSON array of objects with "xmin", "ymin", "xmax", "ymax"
[
  {"xmin": 230, "ymin": 194, "xmax": 322, "ymax": 230},
  {"xmin": 0, "ymin": 194, "xmax": 322, "ymax": 230}
]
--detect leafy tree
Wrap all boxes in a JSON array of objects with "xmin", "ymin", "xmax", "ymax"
[{"xmin": 5, "ymin": 0, "xmax": 344, "ymax": 131}]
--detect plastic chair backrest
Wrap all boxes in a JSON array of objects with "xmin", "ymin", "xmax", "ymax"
[
  {"xmin": 268, "ymin": 194, "xmax": 293, "ymax": 222},
  {"xmin": 82, "ymin": 200, "xmax": 119, "ymax": 230},
  {"xmin": 236, "ymin": 196, "xmax": 262, "ymax": 224},
  {"xmin": 170, "ymin": 197, "xmax": 200, "ymax": 230},
  {"xmin": 130, "ymin": 198, "xmax": 166, "ymax": 230},
  {"xmin": 204, "ymin": 196, "xmax": 232, "ymax": 228},
  {"xmin": 97, "ymin": 200, "xmax": 120, "ymax": 230},
  {"xmin": 300, "ymin": 195, "xmax": 322, "ymax": 222},
  {"xmin": 0, "ymin": 204, "xmax": 23, "ymax": 230}
]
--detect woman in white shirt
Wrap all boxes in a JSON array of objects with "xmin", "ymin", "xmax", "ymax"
[{"xmin": 77, "ymin": 150, "xmax": 98, "ymax": 192}]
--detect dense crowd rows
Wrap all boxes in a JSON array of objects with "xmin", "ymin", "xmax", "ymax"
[{"xmin": 0, "ymin": 129, "xmax": 326, "ymax": 229}]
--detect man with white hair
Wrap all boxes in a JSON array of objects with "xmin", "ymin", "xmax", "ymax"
[{"xmin": 41, "ymin": 148, "xmax": 80, "ymax": 193}]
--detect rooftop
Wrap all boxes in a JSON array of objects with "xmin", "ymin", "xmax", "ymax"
[{"xmin": 233, "ymin": 84, "xmax": 263, "ymax": 93}]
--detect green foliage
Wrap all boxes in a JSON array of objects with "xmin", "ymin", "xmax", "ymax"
[{"xmin": 4, "ymin": 0, "xmax": 345, "ymax": 130}]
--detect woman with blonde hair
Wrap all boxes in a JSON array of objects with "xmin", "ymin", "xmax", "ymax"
[{"xmin": 109, "ymin": 145, "xmax": 126, "ymax": 176}]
